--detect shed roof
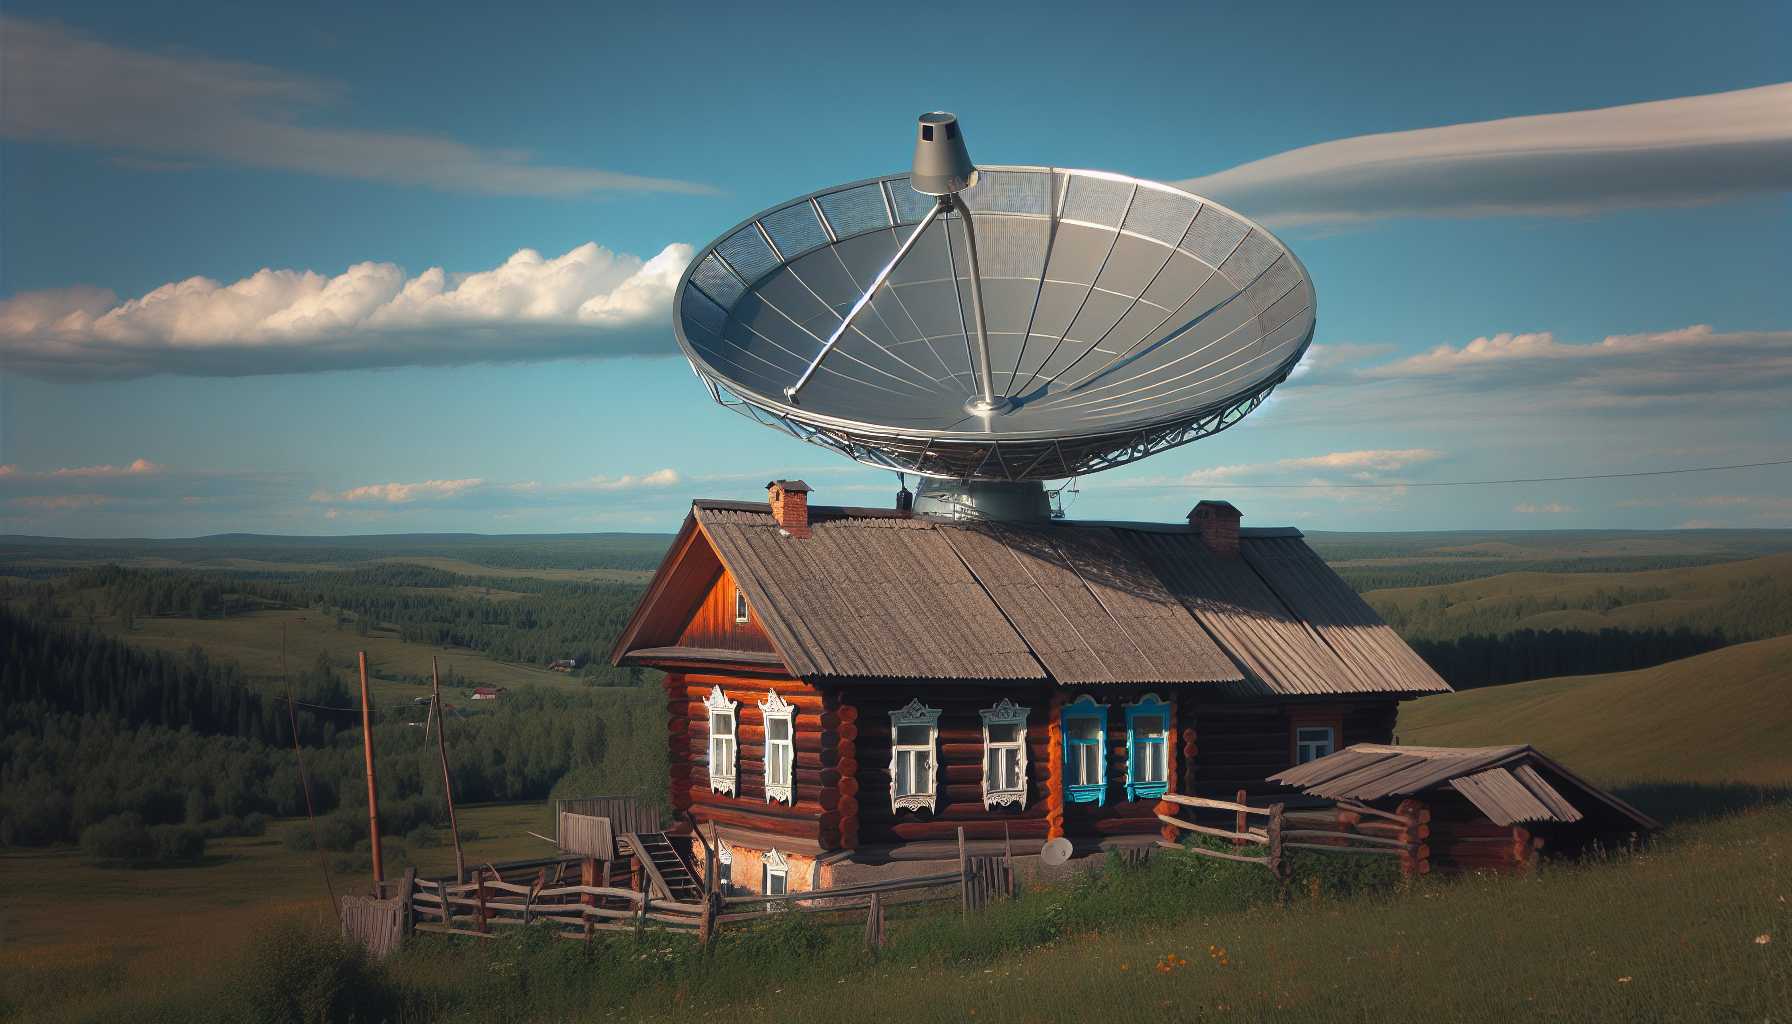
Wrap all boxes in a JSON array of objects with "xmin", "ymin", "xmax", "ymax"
[
  {"xmin": 612, "ymin": 501, "xmax": 1450, "ymax": 696},
  {"xmin": 1270, "ymin": 744, "xmax": 1660, "ymax": 830}
]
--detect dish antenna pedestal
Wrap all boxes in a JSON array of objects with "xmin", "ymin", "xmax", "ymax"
[{"xmin": 786, "ymin": 113, "xmax": 1013, "ymax": 418}]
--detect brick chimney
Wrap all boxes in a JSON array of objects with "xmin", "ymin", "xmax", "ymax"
[
  {"xmin": 1189, "ymin": 499, "xmax": 1241, "ymax": 555},
  {"xmin": 767, "ymin": 480, "xmax": 812, "ymax": 538}
]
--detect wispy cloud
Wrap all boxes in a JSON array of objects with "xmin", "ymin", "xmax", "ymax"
[
  {"xmin": 1513, "ymin": 502, "xmax": 1575, "ymax": 514},
  {"xmin": 0, "ymin": 242, "xmax": 692, "ymax": 378},
  {"xmin": 1182, "ymin": 83, "xmax": 1792, "ymax": 226},
  {"xmin": 320, "ymin": 479, "xmax": 487, "ymax": 504},
  {"xmin": 0, "ymin": 17, "xmax": 713, "ymax": 197},
  {"xmin": 310, "ymin": 468, "xmax": 685, "ymax": 508},
  {"xmin": 1285, "ymin": 325, "xmax": 1792, "ymax": 416}
]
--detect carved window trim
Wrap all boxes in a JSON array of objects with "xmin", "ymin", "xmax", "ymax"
[
  {"xmin": 1062, "ymin": 695, "xmax": 1108, "ymax": 806},
  {"xmin": 762, "ymin": 847, "xmax": 789, "ymax": 902},
  {"xmin": 979, "ymin": 698, "xmax": 1030, "ymax": 809},
  {"xmin": 759, "ymin": 690, "xmax": 795, "ymax": 805},
  {"xmin": 888, "ymin": 698, "xmax": 941, "ymax": 813},
  {"xmin": 704, "ymin": 686, "xmax": 739, "ymax": 795},
  {"xmin": 716, "ymin": 839, "xmax": 733, "ymax": 895},
  {"xmin": 1124, "ymin": 693, "xmax": 1170, "ymax": 801}
]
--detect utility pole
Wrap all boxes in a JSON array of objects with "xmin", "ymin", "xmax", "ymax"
[
  {"xmin": 431, "ymin": 657, "xmax": 466, "ymax": 883},
  {"xmin": 358, "ymin": 651, "xmax": 384, "ymax": 888}
]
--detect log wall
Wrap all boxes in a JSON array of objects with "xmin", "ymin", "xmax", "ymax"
[
  {"xmin": 1185, "ymin": 699, "xmax": 1399, "ymax": 800},
  {"xmin": 675, "ymin": 672, "xmax": 831, "ymax": 846}
]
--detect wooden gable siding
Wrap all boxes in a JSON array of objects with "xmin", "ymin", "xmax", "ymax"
[
  {"xmin": 1186, "ymin": 698, "xmax": 1398, "ymax": 801},
  {"xmin": 851, "ymin": 685, "xmax": 1055, "ymax": 845},
  {"xmin": 675, "ymin": 565, "xmax": 775, "ymax": 654},
  {"xmin": 674, "ymin": 672, "xmax": 835, "ymax": 847}
]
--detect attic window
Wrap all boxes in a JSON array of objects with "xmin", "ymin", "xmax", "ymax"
[
  {"xmin": 889, "ymin": 699, "xmax": 941, "ymax": 812},
  {"xmin": 980, "ymin": 699, "xmax": 1029, "ymax": 809},
  {"xmin": 734, "ymin": 587, "xmax": 750, "ymax": 624}
]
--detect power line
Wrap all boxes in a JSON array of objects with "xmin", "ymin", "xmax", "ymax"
[{"xmin": 1194, "ymin": 456, "xmax": 1792, "ymax": 490}]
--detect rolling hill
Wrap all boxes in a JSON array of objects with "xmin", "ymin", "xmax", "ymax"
[
  {"xmin": 1397, "ymin": 633, "xmax": 1792, "ymax": 784},
  {"xmin": 1364, "ymin": 552, "xmax": 1792, "ymax": 642}
]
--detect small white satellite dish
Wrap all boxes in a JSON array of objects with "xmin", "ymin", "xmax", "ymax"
[{"xmin": 1039, "ymin": 837, "xmax": 1073, "ymax": 867}]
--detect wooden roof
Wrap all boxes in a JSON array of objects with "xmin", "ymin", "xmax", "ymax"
[
  {"xmin": 611, "ymin": 501, "xmax": 1450, "ymax": 696},
  {"xmin": 1271, "ymin": 744, "xmax": 1660, "ymax": 830}
]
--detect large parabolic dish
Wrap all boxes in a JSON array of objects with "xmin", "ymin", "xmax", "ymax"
[{"xmin": 675, "ymin": 139, "xmax": 1315, "ymax": 482}]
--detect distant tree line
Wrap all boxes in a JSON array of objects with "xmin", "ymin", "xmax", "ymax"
[
  {"xmin": 1408, "ymin": 626, "xmax": 1731, "ymax": 690},
  {"xmin": 0, "ymin": 608, "xmax": 665, "ymax": 856}
]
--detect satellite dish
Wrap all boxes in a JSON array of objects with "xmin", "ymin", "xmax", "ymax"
[
  {"xmin": 1039, "ymin": 837, "xmax": 1074, "ymax": 867},
  {"xmin": 673, "ymin": 112, "xmax": 1316, "ymax": 488}
]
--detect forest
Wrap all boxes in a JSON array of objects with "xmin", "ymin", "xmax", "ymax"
[{"xmin": 0, "ymin": 607, "xmax": 665, "ymax": 860}]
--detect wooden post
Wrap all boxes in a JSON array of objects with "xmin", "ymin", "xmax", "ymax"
[
  {"xmin": 865, "ymin": 891, "xmax": 884, "ymax": 953},
  {"xmin": 1233, "ymin": 788, "xmax": 1249, "ymax": 848},
  {"xmin": 358, "ymin": 651, "xmax": 384, "ymax": 887},
  {"xmin": 1003, "ymin": 823, "xmax": 1016, "ymax": 899},
  {"xmin": 957, "ymin": 826, "xmax": 969, "ymax": 916},
  {"xmin": 430, "ymin": 657, "xmax": 465, "ymax": 883},
  {"xmin": 700, "ymin": 836, "xmax": 718, "ymax": 947},
  {"xmin": 1266, "ymin": 803, "xmax": 1288, "ymax": 882},
  {"xmin": 1045, "ymin": 692, "xmax": 1066, "ymax": 840},
  {"xmin": 399, "ymin": 867, "xmax": 416, "ymax": 936},
  {"xmin": 580, "ymin": 857, "xmax": 598, "ymax": 940},
  {"xmin": 473, "ymin": 867, "xmax": 490, "ymax": 934}
]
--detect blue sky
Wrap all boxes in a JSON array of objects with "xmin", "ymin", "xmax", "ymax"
[{"xmin": 1, "ymin": 1, "xmax": 1788, "ymax": 536}]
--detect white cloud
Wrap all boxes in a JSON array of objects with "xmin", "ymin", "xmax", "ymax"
[
  {"xmin": 1513, "ymin": 502, "xmax": 1575, "ymax": 514},
  {"xmin": 1275, "ymin": 449, "xmax": 1445, "ymax": 473},
  {"xmin": 1125, "ymin": 448, "xmax": 1446, "ymax": 489},
  {"xmin": 323, "ymin": 479, "xmax": 487, "ymax": 504},
  {"xmin": 1182, "ymin": 83, "xmax": 1792, "ymax": 226},
  {"xmin": 0, "ymin": 17, "xmax": 712, "ymax": 197},
  {"xmin": 50, "ymin": 458, "xmax": 164, "ymax": 478},
  {"xmin": 0, "ymin": 241, "xmax": 693, "ymax": 378}
]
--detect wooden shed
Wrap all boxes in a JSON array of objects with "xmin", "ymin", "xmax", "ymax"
[
  {"xmin": 611, "ymin": 482, "xmax": 1451, "ymax": 891},
  {"xmin": 1270, "ymin": 744, "xmax": 1661, "ymax": 873}
]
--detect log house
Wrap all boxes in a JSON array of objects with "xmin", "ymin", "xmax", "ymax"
[{"xmin": 613, "ymin": 482, "xmax": 1452, "ymax": 891}]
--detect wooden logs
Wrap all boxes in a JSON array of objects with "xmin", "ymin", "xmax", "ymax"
[
  {"xmin": 1045, "ymin": 693, "xmax": 1065, "ymax": 840},
  {"xmin": 1395, "ymin": 798, "xmax": 1431, "ymax": 877},
  {"xmin": 1157, "ymin": 799, "xmax": 1180, "ymax": 845}
]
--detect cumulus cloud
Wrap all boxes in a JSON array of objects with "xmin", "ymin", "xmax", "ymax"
[
  {"xmin": 1182, "ymin": 83, "xmax": 1792, "ymax": 226},
  {"xmin": 0, "ymin": 17, "xmax": 712, "ymax": 197},
  {"xmin": 0, "ymin": 241, "xmax": 694, "ymax": 377}
]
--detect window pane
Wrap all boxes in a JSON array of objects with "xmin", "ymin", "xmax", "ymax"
[
  {"xmin": 895, "ymin": 751, "xmax": 913, "ymax": 795},
  {"xmin": 1150, "ymin": 743, "xmax": 1165, "ymax": 781},
  {"xmin": 915, "ymin": 751, "xmax": 932, "ymax": 793},
  {"xmin": 987, "ymin": 723, "xmax": 1021, "ymax": 744},
  {"xmin": 1134, "ymin": 713, "xmax": 1166, "ymax": 739},
  {"xmin": 1002, "ymin": 748, "xmax": 1021, "ymax": 790},
  {"xmin": 768, "ymin": 718, "xmax": 790, "ymax": 741},
  {"xmin": 985, "ymin": 748, "xmax": 1000, "ymax": 785},
  {"xmin": 1067, "ymin": 716, "xmax": 1100, "ymax": 741},
  {"xmin": 896, "ymin": 723, "xmax": 931, "ymax": 747},
  {"xmin": 711, "ymin": 712, "xmax": 733, "ymax": 737}
]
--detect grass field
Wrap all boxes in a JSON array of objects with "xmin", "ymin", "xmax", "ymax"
[
  {"xmin": 0, "ymin": 802, "xmax": 553, "ymax": 1018},
  {"xmin": 1398, "ymin": 633, "xmax": 1792, "ymax": 786},
  {"xmin": 1362, "ymin": 552, "xmax": 1792, "ymax": 641},
  {"xmin": 84, "ymin": 606, "xmax": 590, "ymax": 702}
]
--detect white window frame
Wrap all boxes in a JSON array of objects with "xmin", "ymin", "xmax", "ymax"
[
  {"xmin": 759, "ymin": 690, "xmax": 795, "ymax": 805},
  {"xmin": 979, "ymin": 698, "xmax": 1030, "ymax": 809},
  {"xmin": 762, "ymin": 847, "xmax": 789, "ymax": 903},
  {"xmin": 1295, "ymin": 725, "xmax": 1335, "ymax": 765},
  {"xmin": 716, "ymin": 838, "xmax": 733, "ymax": 895},
  {"xmin": 733, "ymin": 586, "xmax": 750, "ymax": 624},
  {"xmin": 888, "ymin": 699, "xmax": 941, "ymax": 813},
  {"xmin": 704, "ymin": 686, "xmax": 739, "ymax": 795}
]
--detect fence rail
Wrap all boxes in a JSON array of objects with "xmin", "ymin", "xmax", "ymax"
[
  {"xmin": 394, "ymin": 825, "xmax": 1013, "ymax": 951},
  {"xmin": 1154, "ymin": 790, "xmax": 1431, "ymax": 878}
]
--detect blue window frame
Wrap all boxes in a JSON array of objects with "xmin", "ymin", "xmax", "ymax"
[
  {"xmin": 1061, "ymin": 696, "xmax": 1108, "ymax": 806},
  {"xmin": 1124, "ymin": 694, "xmax": 1170, "ymax": 801}
]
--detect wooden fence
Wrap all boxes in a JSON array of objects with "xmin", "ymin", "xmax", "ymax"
[
  {"xmin": 1155, "ymin": 791, "xmax": 1431, "ymax": 878},
  {"xmin": 393, "ymin": 826, "xmax": 1013, "ymax": 953}
]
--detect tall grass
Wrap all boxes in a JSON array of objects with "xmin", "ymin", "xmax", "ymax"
[{"xmin": 9, "ymin": 804, "xmax": 1785, "ymax": 1023}]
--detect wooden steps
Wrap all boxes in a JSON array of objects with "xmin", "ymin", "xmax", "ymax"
[{"xmin": 623, "ymin": 832, "xmax": 704, "ymax": 903}]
